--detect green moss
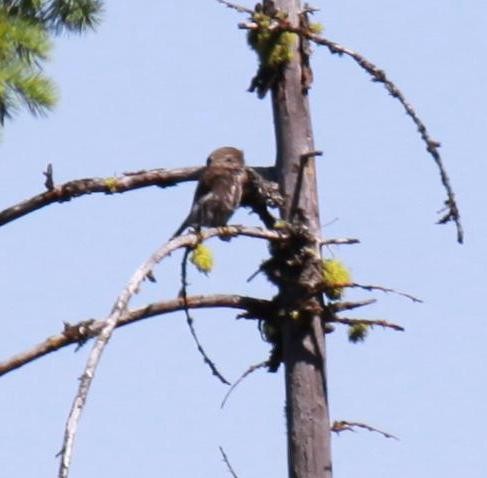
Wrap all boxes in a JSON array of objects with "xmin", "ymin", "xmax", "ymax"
[
  {"xmin": 322, "ymin": 258, "xmax": 352, "ymax": 300},
  {"xmin": 309, "ymin": 22, "xmax": 324, "ymax": 34},
  {"xmin": 348, "ymin": 323, "xmax": 368, "ymax": 343},
  {"xmin": 104, "ymin": 177, "xmax": 118, "ymax": 193},
  {"xmin": 247, "ymin": 12, "xmax": 297, "ymax": 69},
  {"xmin": 190, "ymin": 244, "xmax": 214, "ymax": 275},
  {"xmin": 273, "ymin": 219, "xmax": 287, "ymax": 229}
]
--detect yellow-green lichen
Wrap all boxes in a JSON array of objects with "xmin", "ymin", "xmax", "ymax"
[
  {"xmin": 273, "ymin": 219, "xmax": 287, "ymax": 229},
  {"xmin": 308, "ymin": 22, "xmax": 324, "ymax": 34},
  {"xmin": 289, "ymin": 309, "xmax": 300, "ymax": 321},
  {"xmin": 190, "ymin": 244, "xmax": 214, "ymax": 274},
  {"xmin": 322, "ymin": 258, "xmax": 352, "ymax": 300},
  {"xmin": 247, "ymin": 13, "xmax": 297, "ymax": 68},
  {"xmin": 348, "ymin": 323, "xmax": 368, "ymax": 343},
  {"xmin": 104, "ymin": 177, "xmax": 119, "ymax": 193}
]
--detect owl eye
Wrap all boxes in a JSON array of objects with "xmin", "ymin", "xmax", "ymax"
[{"xmin": 225, "ymin": 156, "xmax": 234, "ymax": 163}]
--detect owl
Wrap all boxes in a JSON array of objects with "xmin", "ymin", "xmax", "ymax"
[{"xmin": 171, "ymin": 147, "xmax": 246, "ymax": 238}]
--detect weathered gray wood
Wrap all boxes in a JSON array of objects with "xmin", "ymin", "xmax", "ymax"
[{"xmin": 271, "ymin": 1, "xmax": 333, "ymax": 477}]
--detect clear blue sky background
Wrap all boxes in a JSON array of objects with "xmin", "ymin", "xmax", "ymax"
[{"xmin": 1, "ymin": 1, "xmax": 485, "ymax": 477}]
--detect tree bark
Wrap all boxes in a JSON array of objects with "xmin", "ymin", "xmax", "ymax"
[{"xmin": 271, "ymin": 1, "xmax": 333, "ymax": 477}]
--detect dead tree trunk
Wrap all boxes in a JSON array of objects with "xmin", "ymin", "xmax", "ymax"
[{"xmin": 271, "ymin": 1, "xmax": 333, "ymax": 477}]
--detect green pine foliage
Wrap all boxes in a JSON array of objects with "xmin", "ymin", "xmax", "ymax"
[
  {"xmin": 0, "ymin": 0, "xmax": 102, "ymax": 125},
  {"xmin": 0, "ymin": 8, "xmax": 55, "ymax": 123},
  {"xmin": 44, "ymin": 0, "xmax": 103, "ymax": 32}
]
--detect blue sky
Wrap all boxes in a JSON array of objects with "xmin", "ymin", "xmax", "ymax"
[{"xmin": 1, "ymin": 1, "xmax": 486, "ymax": 477}]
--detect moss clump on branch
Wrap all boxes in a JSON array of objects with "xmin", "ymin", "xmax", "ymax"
[
  {"xmin": 104, "ymin": 177, "xmax": 118, "ymax": 193},
  {"xmin": 308, "ymin": 22, "xmax": 324, "ymax": 34},
  {"xmin": 247, "ymin": 12, "xmax": 296, "ymax": 68},
  {"xmin": 247, "ymin": 12, "xmax": 297, "ymax": 69},
  {"xmin": 246, "ymin": 1, "xmax": 298, "ymax": 98},
  {"xmin": 190, "ymin": 244, "xmax": 214, "ymax": 274},
  {"xmin": 322, "ymin": 258, "xmax": 352, "ymax": 300},
  {"xmin": 348, "ymin": 323, "xmax": 369, "ymax": 343}
]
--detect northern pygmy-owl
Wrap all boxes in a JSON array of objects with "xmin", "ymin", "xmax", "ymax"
[{"xmin": 171, "ymin": 147, "xmax": 246, "ymax": 238}]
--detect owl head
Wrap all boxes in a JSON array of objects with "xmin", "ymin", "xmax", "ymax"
[{"xmin": 206, "ymin": 146, "xmax": 245, "ymax": 169}]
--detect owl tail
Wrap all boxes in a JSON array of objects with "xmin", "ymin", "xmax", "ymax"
[
  {"xmin": 170, "ymin": 219, "xmax": 189, "ymax": 240},
  {"xmin": 170, "ymin": 214, "xmax": 200, "ymax": 240}
]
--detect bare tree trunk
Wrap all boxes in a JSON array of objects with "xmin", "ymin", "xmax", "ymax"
[{"xmin": 271, "ymin": 1, "xmax": 333, "ymax": 477}]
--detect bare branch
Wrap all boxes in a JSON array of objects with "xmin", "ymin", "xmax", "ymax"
[
  {"xmin": 239, "ymin": 17, "xmax": 463, "ymax": 243},
  {"xmin": 219, "ymin": 446, "xmax": 240, "ymax": 478},
  {"xmin": 329, "ymin": 299, "xmax": 377, "ymax": 313},
  {"xmin": 57, "ymin": 225, "xmax": 283, "ymax": 478},
  {"xmin": 332, "ymin": 420, "xmax": 399, "ymax": 440},
  {"xmin": 317, "ymin": 281, "xmax": 422, "ymax": 303},
  {"xmin": 180, "ymin": 247, "xmax": 230, "ymax": 385},
  {"xmin": 0, "ymin": 166, "xmax": 201, "ymax": 228},
  {"xmin": 347, "ymin": 282, "xmax": 422, "ymax": 303},
  {"xmin": 220, "ymin": 360, "xmax": 269, "ymax": 408},
  {"xmin": 300, "ymin": 31, "xmax": 463, "ymax": 243},
  {"xmin": 0, "ymin": 165, "xmax": 282, "ymax": 233},
  {"xmin": 329, "ymin": 316, "xmax": 404, "ymax": 332},
  {"xmin": 0, "ymin": 294, "xmax": 273, "ymax": 378},
  {"xmin": 216, "ymin": 0, "xmax": 253, "ymax": 14},
  {"xmin": 321, "ymin": 238, "xmax": 360, "ymax": 246}
]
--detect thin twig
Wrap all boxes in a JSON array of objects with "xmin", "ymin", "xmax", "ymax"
[
  {"xmin": 216, "ymin": 0, "xmax": 253, "ymax": 14},
  {"xmin": 329, "ymin": 298, "xmax": 377, "ymax": 313},
  {"xmin": 329, "ymin": 316, "xmax": 404, "ymax": 332},
  {"xmin": 347, "ymin": 282, "xmax": 422, "ymax": 303},
  {"xmin": 180, "ymin": 247, "xmax": 230, "ymax": 385},
  {"xmin": 43, "ymin": 163, "xmax": 54, "ymax": 190},
  {"xmin": 320, "ymin": 238, "xmax": 360, "ymax": 246},
  {"xmin": 0, "ymin": 294, "xmax": 273, "ymax": 377},
  {"xmin": 219, "ymin": 446, "xmax": 240, "ymax": 478},
  {"xmin": 220, "ymin": 360, "xmax": 269, "ymax": 408},
  {"xmin": 332, "ymin": 420, "xmax": 399, "ymax": 440},
  {"xmin": 57, "ymin": 225, "xmax": 284, "ymax": 478}
]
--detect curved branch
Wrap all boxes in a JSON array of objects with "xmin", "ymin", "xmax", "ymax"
[
  {"xmin": 239, "ymin": 17, "xmax": 463, "ymax": 243},
  {"xmin": 180, "ymin": 248, "xmax": 230, "ymax": 385},
  {"xmin": 0, "ymin": 166, "xmax": 201, "ymax": 227},
  {"xmin": 0, "ymin": 294, "xmax": 273, "ymax": 378},
  {"xmin": 58, "ymin": 225, "xmax": 283, "ymax": 478},
  {"xmin": 220, "ymin": 360, "xmax": 269, "ymax": 409},
  {"xmin": 301, "ymin": 31, "xmax": 464, "ymax": 243}
]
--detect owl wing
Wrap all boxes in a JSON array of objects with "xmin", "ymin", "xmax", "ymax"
[
  {"xmin": 171, "ymin": 167, "xmax": 243, "ymax": 238},
  {"xmin": 170, "ymin": 170, "xmax": 217, "ymax": 238}
]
